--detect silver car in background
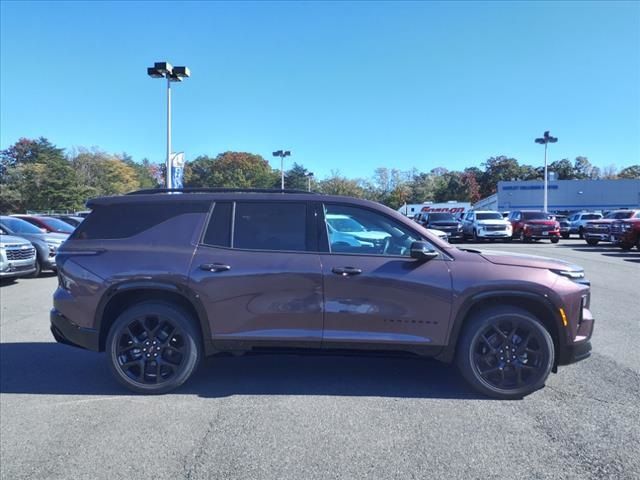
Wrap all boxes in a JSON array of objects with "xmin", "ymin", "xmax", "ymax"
[
  {"xmin": 462, "ymin": 210, "xmax": 513, "ymax": 241},
  {"xmin": 0, "ymin": 234, "xmax": 36, "ymax": 280}
]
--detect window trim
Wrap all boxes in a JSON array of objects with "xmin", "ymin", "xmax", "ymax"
[{"xmin": 318, "ymin": 202, "xmax": 448, "ymax": 260}]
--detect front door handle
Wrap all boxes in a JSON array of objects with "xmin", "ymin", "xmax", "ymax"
[
  {"xmin": 200, "ymin": 263, "xmax": 231, "ymax": 272},
  {"xmin": 332, "ymin": 266, "xmax": 362, "ymax": 276}
]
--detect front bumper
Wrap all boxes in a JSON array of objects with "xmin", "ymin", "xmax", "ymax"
[
  {"xmin": 584, "ymin": 232, "xmax": 610, "ymax": 241},
  {"xmin": 50, "ymin": 308, "xmax": 99, "ymax": 351},
  {"xmin": 0, "ymin": 263, "xmax": 36, "ymax": 278},
  {"xmin": 477, "ymin": 230, "xmax": 511, "ymax": 238},
  {"xmin": 558, "ymin": 307, "xmax": 594, "ymax": 366}
]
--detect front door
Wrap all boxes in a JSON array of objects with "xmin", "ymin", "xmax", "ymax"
[
  {"xmin": 189, "ymin": 201, "xmax": 323, "ymax": 348},
  {"xmin": 319, "ymin": 203, "xmax": 453, "ymax": 349}
]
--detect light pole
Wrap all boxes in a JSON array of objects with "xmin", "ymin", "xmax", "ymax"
[
  {"xmin": 306, "ymin": 172, "xmax": 314, "ymax": 192},
  {"xmin": 147, "ymin": 62, "xmax": 190, "ymax": 188},
  {"xmin": 272, "ymin": 150, "xmax": 291, "ymax": 190},
  {"xmin": 535, "ymin": 131, "xmax": 558, "ymax": 212}
]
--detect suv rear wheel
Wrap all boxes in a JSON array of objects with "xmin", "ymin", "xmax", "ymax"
[
  {"xmin": 106, "ymin": 301, "xmax": 202, "ymax": 394},
  {"xmin": 456, "ymin": 307, "xmax": 554, "ymax": 399}
]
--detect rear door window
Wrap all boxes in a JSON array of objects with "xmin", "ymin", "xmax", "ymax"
[
  {"xmin": 233, "ymin": 202, "xmax": 309, "ymax": 252},
  {"xmin": 202, "ymin": 202, "xmax": 232, "ymax": 247}
]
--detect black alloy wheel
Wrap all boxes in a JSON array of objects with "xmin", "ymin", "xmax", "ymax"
[
  {"xmin": 457, "ymin": 307, "xmax": 554, "ymax": 399},
  {"xmin": 107, "ymin": 302, "xmax": 201, "ymax": 394}
]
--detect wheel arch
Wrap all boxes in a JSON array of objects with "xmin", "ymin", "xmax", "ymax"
[
  {"xmin": 96, "ymin": 281, "xmax": 213, "ymax": 355},
  {"xmin": 436, "ymin": 290, "xmax": 565, "ymax": 368}
]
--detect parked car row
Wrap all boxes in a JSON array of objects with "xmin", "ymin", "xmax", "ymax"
[
  {"xmin": 412, "ymin": 210, "xmax": 561, "ymax": 244},
  {"xmin": 0, "ymin": 214, "xmax": 83, "ymax": 281}
]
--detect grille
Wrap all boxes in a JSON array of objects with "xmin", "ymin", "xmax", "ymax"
[
  {"xmin": 586, "ymin": 224, "xmax": 609, "ymax": 233},
  {"xmin": 610, "ymin": 223, "xmax": 622, "ymax": 234},
  {"xmin": 6, "ymin": 247, "xmax": 35, "ymax": 260},
  {"xmin": 484, "ymin": 225, "xmax": 506, "ymax": 231}
]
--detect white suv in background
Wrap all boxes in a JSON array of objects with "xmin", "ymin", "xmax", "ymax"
[{"xmin": 462, "ymin": 210, "xmax": 513, "ymax": 241}]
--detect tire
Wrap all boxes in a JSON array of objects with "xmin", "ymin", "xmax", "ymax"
[
  {"xmin": 578, "ymin": 227, "xmax": 584, "ymax": 239},
  {"xmin": 585, "ymin": 238, "xmax": 599, "ymax": 246},
  {"xmin": 620, "ymin": 242, "xmax": 633, "ymax": 252},
  {"xmin": 504, "ymin": 237, "xmax": 513, "ymax": 242},
  {"xmin": 473, "ymin": 229, "xmax": 480, "ymax": 242},
  {"xmin": 106, "ymin": 301, "xmax": 202, "ymax": 394},
  {"xmin": 456, "ymin": 306, "xmax": 554, "ymax": 399},
  {"xmin": 27, "ymin": 256, "xmax": 42, "ymax": 278},
  {"xmin": 561, "ymin": 233, "xmax": 570, "ymax": 239},
  {"xmin": 550, "ymin": 237, "xmax": 559, "ymax": 244}
]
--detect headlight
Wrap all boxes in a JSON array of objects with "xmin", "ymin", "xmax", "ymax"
[
  {"xmin": 47, "ymin": 242, "xmax": 60, "ymax": 255},
  {"xmin": 551, "ymin": 268, "xmax": 585, "ymax": 280},
  {"xmin": 457, "ymin": 225, "xmax": 463, "ymax": 231},
  {"xmin": 623, "ymin": 223, "xmax": 633, "ymax": 231}
]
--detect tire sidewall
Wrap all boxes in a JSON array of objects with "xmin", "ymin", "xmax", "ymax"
[
  {"xmin": 457, "ymin": 308, "xmax": 554, "ymax": 399},
  {"xmin": 106, "ymin": 301, "xmax": 202, "ymax": 394}
]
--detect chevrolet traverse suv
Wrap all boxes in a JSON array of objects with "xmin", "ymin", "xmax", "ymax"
[{"xmin": 51, "ymin": 189, "xmax": 594, "ymax": 399}]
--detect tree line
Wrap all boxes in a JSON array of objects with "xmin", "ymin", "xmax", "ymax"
[{"xmin": 1, "ymin": 137, "xmax": 638, "ymax": 213}]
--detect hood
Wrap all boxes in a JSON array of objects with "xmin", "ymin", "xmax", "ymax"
[
  {"xmin": 428, "ymin": 220, "xmax": 460, "ymax": 227},
  {"xmin": 10, "ymin": 232, "xmax": 68, "ymax": 244},
  {"xmin": 587, "ymin": 219, "xmax": 616, "ymax": 225},
  {"xmin": 476, "ymin": 219, "xmax": 510, "ymax": 226},
  {"xmin": 477, "ymin": 249, "xmax": 581, "ymax": 271},
  {"xmin": 350, "ymin": 231, "xmax": 390, "ymax": 241},
  {"xmin": 0, "ymin": 235, "xmax": 33, "ymax": 248}
]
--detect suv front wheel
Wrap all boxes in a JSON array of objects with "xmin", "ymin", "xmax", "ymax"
[
  {"xmin": 456, "ymin": 307, "xmax": 554, "ymax": 399},
  {"xmin": 106, "ymin": 301, "xmax": 202, "ymax": 394}
]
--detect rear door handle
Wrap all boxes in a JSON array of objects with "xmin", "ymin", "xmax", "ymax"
[
  {"xmin": 200, "ymin": 263, "xmax": 231, "ymax": 272},
  {"xmin": 332, "ymin": 266, "xmax": 362, "ymax": 276}
]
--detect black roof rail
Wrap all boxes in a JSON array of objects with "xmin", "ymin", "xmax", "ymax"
[{"xmin": 126, "ymin": 187, "xmax": 317, "ymax": 195}]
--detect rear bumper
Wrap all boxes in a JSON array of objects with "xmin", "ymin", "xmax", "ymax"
[{"xmin": 50, "ymin": 308, "xmax": 99, "ymax": 351}]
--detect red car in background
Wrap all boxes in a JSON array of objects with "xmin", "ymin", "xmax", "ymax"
[
  {"xmin": 610, "ymin": 213, "xmax": 640, "ymax": 251},
  {"xmin": 583, "ymin": 210, "xmax": 640, "ymax": 246},
  {"xmin": 507, "ymin": 210, "xmax": 560, "ymax": 243},
  {"xmin": 11, "ymin": 215, "xmax": 75, "ymax": 234}
]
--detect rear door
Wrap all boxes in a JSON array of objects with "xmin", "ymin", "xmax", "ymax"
[
  {"xmin": 189, "ymin": 200, "xmax": 324, "ymax": 348},
  {"xmin": 319, "ymin": 202, "xmax": 453, "ymax": 350}
]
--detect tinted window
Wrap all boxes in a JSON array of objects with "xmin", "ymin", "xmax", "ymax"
[
  {"xmin": 0, "ymin": 217, "xmax": 43, "ymax": 234},
  {"xmin": 428, "ymin": 213, "xmax": 456, "ymax": 221},
  {"xmin": 476, "ymin": 212, "xmax": 503, "ymax": 220},
  {"xmin": 234, "ymin": 202, "xmax": 307, "ymax": 251},
  {"xmin": 522, "ymin": 211, "xmax": 551, "ymax": 220},
  {"xmin": 203, "ymin": 202, "xmax": 232, "ymax": 247},
  {"xmin": 324, "ymin": 204, "xmax": 422, "ymax": 256},
  {"xmin": 72, "ymin": 202, "xmax": 211, "ymax": 240},
  {"xmin": 581, "ymin": 214, "xmax": 601, "ymax": 220}
]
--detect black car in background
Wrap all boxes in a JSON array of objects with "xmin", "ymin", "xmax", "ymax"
[
  {"xmin": 417, "ymin": 212, "xmax": 463, "ymax": 241},
  {"xmin": 48, "ymin": 215, "xmax": 85, "ymax": 227}
]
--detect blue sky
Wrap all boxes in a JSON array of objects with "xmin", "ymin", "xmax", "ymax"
[{"xmin": 1, "ymin": 1, "xmax": 639, "ymax": 178}]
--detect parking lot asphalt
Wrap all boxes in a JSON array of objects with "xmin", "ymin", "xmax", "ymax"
[{"xmin": 1, "ymin": 239, "xmax": 638, "ymax": 480}]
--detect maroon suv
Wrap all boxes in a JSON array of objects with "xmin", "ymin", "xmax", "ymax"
[
  {"xmin": 507, "ymin": 210, "xmax": 561, "ymax": 243},
  {"xmin": 51, "ymin": 189, "xmax": 593, "ymax": 399}
]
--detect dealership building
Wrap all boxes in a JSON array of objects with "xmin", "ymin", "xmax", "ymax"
[{"xmin": 473, "ymin": 179, "xmax": 640, "ymax": 213}]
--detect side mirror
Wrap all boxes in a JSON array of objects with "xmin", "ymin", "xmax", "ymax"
[{"xmin": 410, "ymin": 241, "xmax": 439, "ymax": 261}]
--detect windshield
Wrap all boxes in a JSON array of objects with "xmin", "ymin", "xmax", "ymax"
[
  {"xmin": 605, "ymin": 211, "xmax": 634, "ymax": 219},
  {"xmin": 0, "ymin": 217, "xmax": 44, "ymax": 234},
  {"xmin": 522, "ymin": 212, "xmax": 552, "ymax": 220},
  {"xmin": 41, "ymin": 217, "xmax": 75, "ymax": 233},
  {"xmin": 582, "ymin": 214, "xmax": 601, "ymax": 220},
  {"xmin": 327, "ymin": 216, "xmax": 367, "ymax": 232},
  {"xmin": 476, "ymin": 212, "xmax": 503, "ymax": 220},
  {"xmin": 428, "ymin": 213, "xmax": 455, "ymax": 221}
]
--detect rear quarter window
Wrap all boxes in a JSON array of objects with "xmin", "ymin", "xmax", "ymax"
[{"xmin": 71, "ymin": 201, "xmax": 211, "ymax": 240}]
